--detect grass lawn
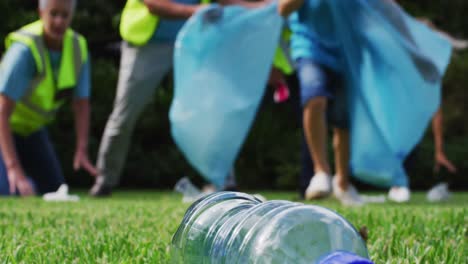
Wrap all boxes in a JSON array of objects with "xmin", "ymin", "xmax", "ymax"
[{"xmin": 0, "ymin": 191, "xmax": 466, "ymax": 263}]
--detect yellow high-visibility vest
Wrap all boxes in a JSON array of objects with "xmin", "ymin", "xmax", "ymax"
[
  {"xmin": 5, "ymin": 20, "xmax": 88, "ymax": 136},
  {"xmin": 120, "ymin": 0, "xmax": 211, "ymax": 46}
]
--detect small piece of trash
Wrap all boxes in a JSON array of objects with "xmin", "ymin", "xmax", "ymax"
[
  {"xmin": 174, "ymin": 177, "xmax": 269, "ymax": 204},
  {"xmin": 43, "ymin": 184, "xmax": 80, "ymax": 202},
  {"xmin": 360, "ymin": 195, "xmax": 386, "ymax": 203},
  {"xmin": 174, "ymin": 177, "xmax": 213, "ymax": 203}
]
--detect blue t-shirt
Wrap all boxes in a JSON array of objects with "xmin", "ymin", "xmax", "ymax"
[
  {"xmin": 150, "ymin": 0, "xmax": 200, "ymax": 43},
  {"xmin": 288, "ymin": 0, "xmax": 342, "ymax": 72},
  {"xmin": 0, "ymin": 42, "xmax": 90, "ymax": 101}
]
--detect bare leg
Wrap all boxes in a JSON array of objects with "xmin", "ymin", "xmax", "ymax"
[
  {"xmin": 303, "ymin": 97, "xmax": 331, "ymax": 175},
  {"xmin": 332, "ymin": 127, "xmax": 363, "ymax": 206},
  {"xmin": 333, "ymin": 127, "xmax": 350, "ymax": 190}
]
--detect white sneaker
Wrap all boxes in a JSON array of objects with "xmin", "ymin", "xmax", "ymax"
[
  {"xmin": 427, "ymin": 182, "xmax": 451, "ymax": 202},
  {"xmin": 305, "ymin": 172, "xmax": 332, "ymax": 200},
  {"xmin": 332, "ymin": 177, "xmax": 363, "ymax": 206},
  {"xmin": 388, "ymin": 187, "xmax": 411, "ymax": 203}
]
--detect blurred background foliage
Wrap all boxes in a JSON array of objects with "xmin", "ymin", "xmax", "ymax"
[{"xmin": 0, "ymin": 0, "xmax": 466, "ymax": 191}]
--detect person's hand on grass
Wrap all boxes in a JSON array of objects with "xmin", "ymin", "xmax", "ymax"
[{"xmin": 7, "ymin": 165, "xmax": 35, "ymax": 196}]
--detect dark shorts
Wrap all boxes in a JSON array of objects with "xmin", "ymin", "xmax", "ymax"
[{"xmin": 296, "ymin": 58, "xmax": 349, "ymax": 129}]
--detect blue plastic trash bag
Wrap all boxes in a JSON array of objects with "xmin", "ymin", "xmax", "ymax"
[
  {"xmin": 325, "ymin": 0, "xmax": 452, "ymax": 187},
  {"xmin": 289, "ymin": 0, "xmax": 450, "ymax": 187},
  {"xmin": 170, "ymin": 3, "xmax": 282, "ymax": 188}
]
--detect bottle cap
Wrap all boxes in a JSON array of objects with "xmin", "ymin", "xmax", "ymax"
[{"xmin": 318, "ymin": 250, "xmax": 374, "ymax": 264}]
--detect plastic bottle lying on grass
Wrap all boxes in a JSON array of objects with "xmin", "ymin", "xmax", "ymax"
[{"xmin": 171, "ymin": 191, "xmax": 373, "ymax": 264}]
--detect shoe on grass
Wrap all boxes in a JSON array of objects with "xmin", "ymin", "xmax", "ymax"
[
  {"xmin": 388, "ymin": 187, "xmax": 411, "ymax": 203},
  {"xmin": 89, "ymin": 176, "xmax": 113, "ymax": 197},
  {"xmin": 305, "ymin": 172, "xmax": 332, "ymax": 200},
  {"xmin": 427, "ymin": 182, "xmax": 451, "ymax": 202},
  {"xmin": 332, "ymin": 177, "xmax": 363, "ymax": 206}
]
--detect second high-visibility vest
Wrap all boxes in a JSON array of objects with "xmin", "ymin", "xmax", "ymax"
[
  {"xmin": 273, "ymin": 29, "xmax": 293, "ymax": 75},
  {"xmin": 120, "ymin": 0, "xmax": 293, "ymax": 73},
  {"xmin": 120, "ymin": 0, "xmax": 211, "ymax": 46}
]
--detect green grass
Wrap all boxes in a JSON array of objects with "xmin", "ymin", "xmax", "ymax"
[{"xmin": 0, "ymin": 191, "xmax": 466, "ymax": 263}]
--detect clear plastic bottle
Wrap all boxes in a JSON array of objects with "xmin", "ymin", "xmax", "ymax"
[{"xmin": 172, "ymin": 192, "xmax": 372, "ymax": 264}]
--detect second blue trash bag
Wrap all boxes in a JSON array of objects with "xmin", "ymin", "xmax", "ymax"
[
  {"xmin": 169, "ymin": 4, "xmax": 282, "ymax": 188},
  {"xmin": 294, "ymin": 0, "xmax": 450, "ymax": 187},
  {"xmin": 326, "ymin": 0, "xmax": 452, "ymax": 187}
]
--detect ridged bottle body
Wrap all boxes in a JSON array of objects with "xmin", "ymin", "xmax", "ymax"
[{"xmin": 172, "ymin": 192, "xmax": 368, "ymax": 264}]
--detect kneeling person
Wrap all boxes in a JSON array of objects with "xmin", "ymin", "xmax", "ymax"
[{"xmin": 0, "ymin": 0, "xmax": 97, "ymax": 196}]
